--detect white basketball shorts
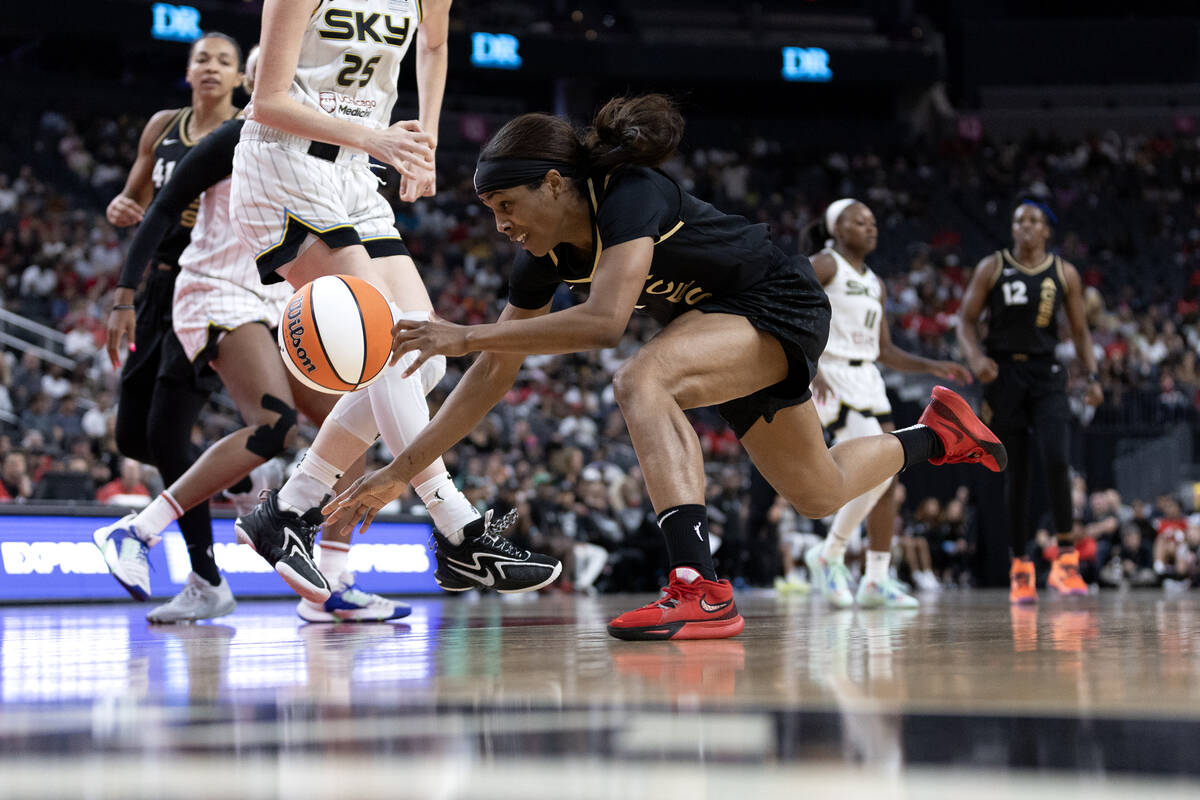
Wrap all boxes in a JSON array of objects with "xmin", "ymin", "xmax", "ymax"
[
  {"xmin": 814, "ymin": 358, "xmax": 894, "ymax": 436},
  {"xmin": 172, "ymin": 269, "xmax": 293, "ymax": 365},
  {"xmin": 230, "ymin": 133, "xmax": 406, "ymax": 285}
]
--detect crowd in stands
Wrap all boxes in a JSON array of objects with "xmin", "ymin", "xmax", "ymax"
[{"xmin": 2, "ymin": 106, "xmax": 1199, "ymax": 592}]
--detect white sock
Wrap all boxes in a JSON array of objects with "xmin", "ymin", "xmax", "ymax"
[
  {"xmin": 131, "ymin": 490, "xmax": 182, "ymax": 541},
  {"xmin": 865, "ymin": 550, "xmax": 890, "ymax": 584},
  {"xmin": 823, "ymin": 478, "xmax": 891, "ymax": 564},
  {"xmin": 414, "ymin": 472, "xmax": 480, "ymax": 545},
  {"xmin": 278, "ymin": 450, "xmax": 343, "ymax": 515},
  {"xmin": 365, "ymin": 355, "xmax": 481, "ymax": 542},
  {"xmin": 317, "ymin": 540, "xmax": 350, "ymax": 585}
]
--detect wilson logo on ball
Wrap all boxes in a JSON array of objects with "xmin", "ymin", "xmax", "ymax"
[
  {"xmin": 278, "ymin": 274, "xmax": 395, "ymax": 394},
  {"xmin": 285, "ymin": 297, "xmax": 316, "ymax": 373}
]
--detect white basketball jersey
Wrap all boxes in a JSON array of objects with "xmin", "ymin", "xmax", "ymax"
[
  {"xmin": 822, "ymin": 248, "xmax": 883, "ymax": 362},
  {"xmin": 249, "ymin": 0, "xmax": 420, "ymax": 132},
  {"xmin": 177, "ymin": 179, "xmax": 245, "ymax": 282}
]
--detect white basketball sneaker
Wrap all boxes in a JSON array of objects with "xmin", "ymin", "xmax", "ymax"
[
  {"xmin": 297, "ymin": 571, "xmax": 412, "ymax": 623},
  {"xmin": 147, "ymin": 572, "xmax": 237, "ymax": 623},
  {"xmin": 805, "ymin": 543, "xmax": 854, "ymax": 609},
  {"xmin": 93, "ymin": 513, "xmax": 160, "ymax": 601},
  {"xmin": 856, "ymin": 576, "xmax": 920, "ymax": 609}
]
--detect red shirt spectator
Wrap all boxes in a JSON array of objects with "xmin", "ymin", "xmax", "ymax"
[{"xmin": 95, "ymin": 459, "xmax": 150, "ymax": 505}]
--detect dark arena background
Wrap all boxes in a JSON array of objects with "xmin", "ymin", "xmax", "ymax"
[{"xmin": 2, "ymin": 1, "xmax": 1200, "ymax": 797}]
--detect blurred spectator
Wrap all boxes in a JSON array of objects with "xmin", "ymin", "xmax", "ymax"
[
  {"xmin": 95, "ymin": 457, "xmax": 150, "ymax": 508},
  {"xmin": 0, "ymin": 451, "xmax": 34, "ymax": 502}
]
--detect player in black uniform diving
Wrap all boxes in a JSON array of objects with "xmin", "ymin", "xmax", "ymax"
[
  {"xmin": 324, "ymin": 95, "xmax": 1008, "ymax": 640},
  {"xmin": 957, "ymin": 201, "xmax": 1103, "ymax": 604}
]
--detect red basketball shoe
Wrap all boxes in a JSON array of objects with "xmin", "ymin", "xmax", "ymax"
[
  {"xmin": 918, "ymin": 386, "xmax": 1008, "ymax": 472},
  {"xmin": 607, "ymin": 567, "xmax": 745, "ymax": 641}
]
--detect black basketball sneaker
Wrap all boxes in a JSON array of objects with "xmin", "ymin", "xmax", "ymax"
[
  {"xmin": 235, "ymin": 489, "xmax": 331, "ymax": 602},
  {"xmin": 432, "ymin": 509, "xmax": 562, "ymax": 593}
]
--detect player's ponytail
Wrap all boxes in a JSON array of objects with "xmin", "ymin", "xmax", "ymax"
[
  {"xmin": 474, "ymin": 94, "xmax": 682, "ymax": 195},
  {"xmin": 584, "ymin": 94, "xmax": 684, "ymax": 173}
]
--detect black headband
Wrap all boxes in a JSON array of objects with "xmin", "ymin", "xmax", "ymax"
[{"xmin": 474, "ymin": 158, "xmax": 575, "ymax": 194}]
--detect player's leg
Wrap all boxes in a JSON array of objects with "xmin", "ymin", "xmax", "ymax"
[
  {"xmin": 985, "ymin": 365, "xmax": 1038, "ymax": 604},
  {"xmin": 806, "ymin": 410, "xmax": 897, "ymax": 609},
  {"xmin": 94, "ymin": 369, "xmax": 212, "ymax": 602},
  {"xmin": 854, "ymin": 420, "xmax": 920, "ymax": 609},
  {"xmin": 1035, "ymin": 366, "xmax": 1086, "ymax": 596}
]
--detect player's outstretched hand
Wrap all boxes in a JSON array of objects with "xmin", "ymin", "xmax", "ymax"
[
  {"xmin": 968, "ymin": 354, "xmax": 999, "ymax": 384},
  {"xmin": 106, "ymin": 194, "xmax": 145, "ymax": 227},
  {"xmin": 106, "ymin": 306, "xmax": 137, "ymax": 369},
  {"xmin": 390, "ymin": 312, "xmax": 470, "ymax": 376},
  {"xmin": 399, "ymin": 156, "xmax": 437, "ymax": 203},
  {"xmin": 369, "ymin": 120, "xmax": 434, "ymax": 180},
  {"xmin": 931, "ymin": 360, "xmax": 974, "ymax": 384},
  {"xmin": 323, "ymin": 462, "xmax": 410, "ymax": 535}
]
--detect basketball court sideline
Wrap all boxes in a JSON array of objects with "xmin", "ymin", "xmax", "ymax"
[{"xmin": 1, "ymin": 591, "xmax": 1196, "ymax": 798}]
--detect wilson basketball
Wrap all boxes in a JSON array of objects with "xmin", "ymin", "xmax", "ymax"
[{"xmin": 278, "ymin": 274, "xmax": 395, "ymax": 393}]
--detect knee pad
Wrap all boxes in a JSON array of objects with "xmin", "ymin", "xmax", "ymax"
[
  {"xmin": 245, "ymin": 394, "xmax": 298, "ymax": 459},
  {"xmin": 326, "ymin": 385, "xmax": 378, "ymax": 445},
  {"xmin": 391, "ymin": 310, "xmax": 445, "ymax": 395},
  {"xmin": 419, "ymin": 355, "xmax": 446, "ymax": 396}
]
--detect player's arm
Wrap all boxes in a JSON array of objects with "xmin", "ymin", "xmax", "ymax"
[
  {"xmin": 392, "ymin": 238, "xmax": 651, "ymax": 368},
  {"xmin": 107, "ymin": 109, "xmax": 178, "ymax": 226},
  {"xmin": 1061, "ymin": 258, "xmax": 1103, "ymax": 405},
  {"xmin": 252, "ymin": 0, "xmax": 434, "ymax": 178},
  {"xmin": 876, "ymin": 282, "xmax": 972, "ymax": 383},
  {"xmin": 398, "ymin": 0, "xmax": 451, "ymax": 201},
  {"xmin": 415, "ymin": 0, "xmax": 449, "ymax": 143},
  {"xmin": 323, "ymin": 302, "xmax": 545, "ymax": 531},
  {"xmin": 809, "ymin": 251, "xmax": 837, "ymax": 286},
  {"xmin": 107, "ymin": 121, "xmax": 243, "ymax": 368},
  {"xmin": 956, "ymin": 253, "xmax": 1001, "ymax": 383}
]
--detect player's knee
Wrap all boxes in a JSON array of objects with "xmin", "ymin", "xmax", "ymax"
[
  {"xmin": 612, "ymin": 356, "xmax": 666, "ymax": 409},
  {"xmin": 114, "ymin": 423, "xmax": 151, "ymax": 464},
  {"xmin": 419, "ymin": 354, "xmax": 446, "ymax": 396},
  {"xmin": 244, "ymin": 394, "xmax": 299, "ymax": 459}
]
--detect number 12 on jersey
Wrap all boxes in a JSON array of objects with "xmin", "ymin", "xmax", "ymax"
[{"xmin": 1001, "ymin": 281, "xmax": 1028, "ymax": 306}]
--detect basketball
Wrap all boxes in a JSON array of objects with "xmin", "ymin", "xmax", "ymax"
[{"xmin": 278, "ymin": 274, "xmax": 395, "ymax": 394}]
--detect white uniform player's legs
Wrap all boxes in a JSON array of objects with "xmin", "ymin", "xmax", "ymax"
[{"xmin": 822, "ymin": 411, "xmax": 892, "ymax": 564}]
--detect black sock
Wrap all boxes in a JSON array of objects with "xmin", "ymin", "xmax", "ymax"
[
  {"xmin": 658, "ymin": 504, "xmax": 716, "ymax": 581},
  {"xmin": 187, "ymin": 543, "xmax": 222, "ymax": 586},
  {"xmin": 227, "ymin": 476, "xmax": 252, "ymax": 494},
  {"xmin": 890, "ymin": 424, "xmax": 945, "ymax": 469}
]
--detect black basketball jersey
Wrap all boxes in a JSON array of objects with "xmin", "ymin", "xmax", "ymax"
[
  {"xmin": 149, "ymin": 108, "xmax": 203, "ymax": 267},
  {"xmin": 507, "ymin": 166, "xmax": 814, "ymax": 325},
  {"xmin": 982, "ymin": 249, "xmax": 1066, "ymax": 357}
]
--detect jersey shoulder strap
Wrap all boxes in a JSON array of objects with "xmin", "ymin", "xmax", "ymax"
[
  {"xmin": 150, "ymin": 107, "xmax": 188, "ymax": 151},
  {"xmin": 985, "ymin": 250, "xmax": 1005, "ymax": 289}
]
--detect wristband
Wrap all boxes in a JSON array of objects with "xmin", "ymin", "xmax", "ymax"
[{"xmin": 112, "ymin": 304, "xmax": 135, "ymax": 311}]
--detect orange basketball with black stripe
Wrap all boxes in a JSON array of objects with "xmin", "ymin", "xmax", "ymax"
[{"xmin": 278, "ymin": 275, "xmax": 395, "ymax": 394}]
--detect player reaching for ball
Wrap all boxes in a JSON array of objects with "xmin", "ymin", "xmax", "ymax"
[
  {"xmin": 228, "ymin": 0, "xmax": 561, "ymax": 600},
  {"xmin": 325, "ymin": 95, "xmax": 1007, "ymax": 641},
  {"xmin": 93, "ymin": 48, "xmax": 407, "ymax": 623}
]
